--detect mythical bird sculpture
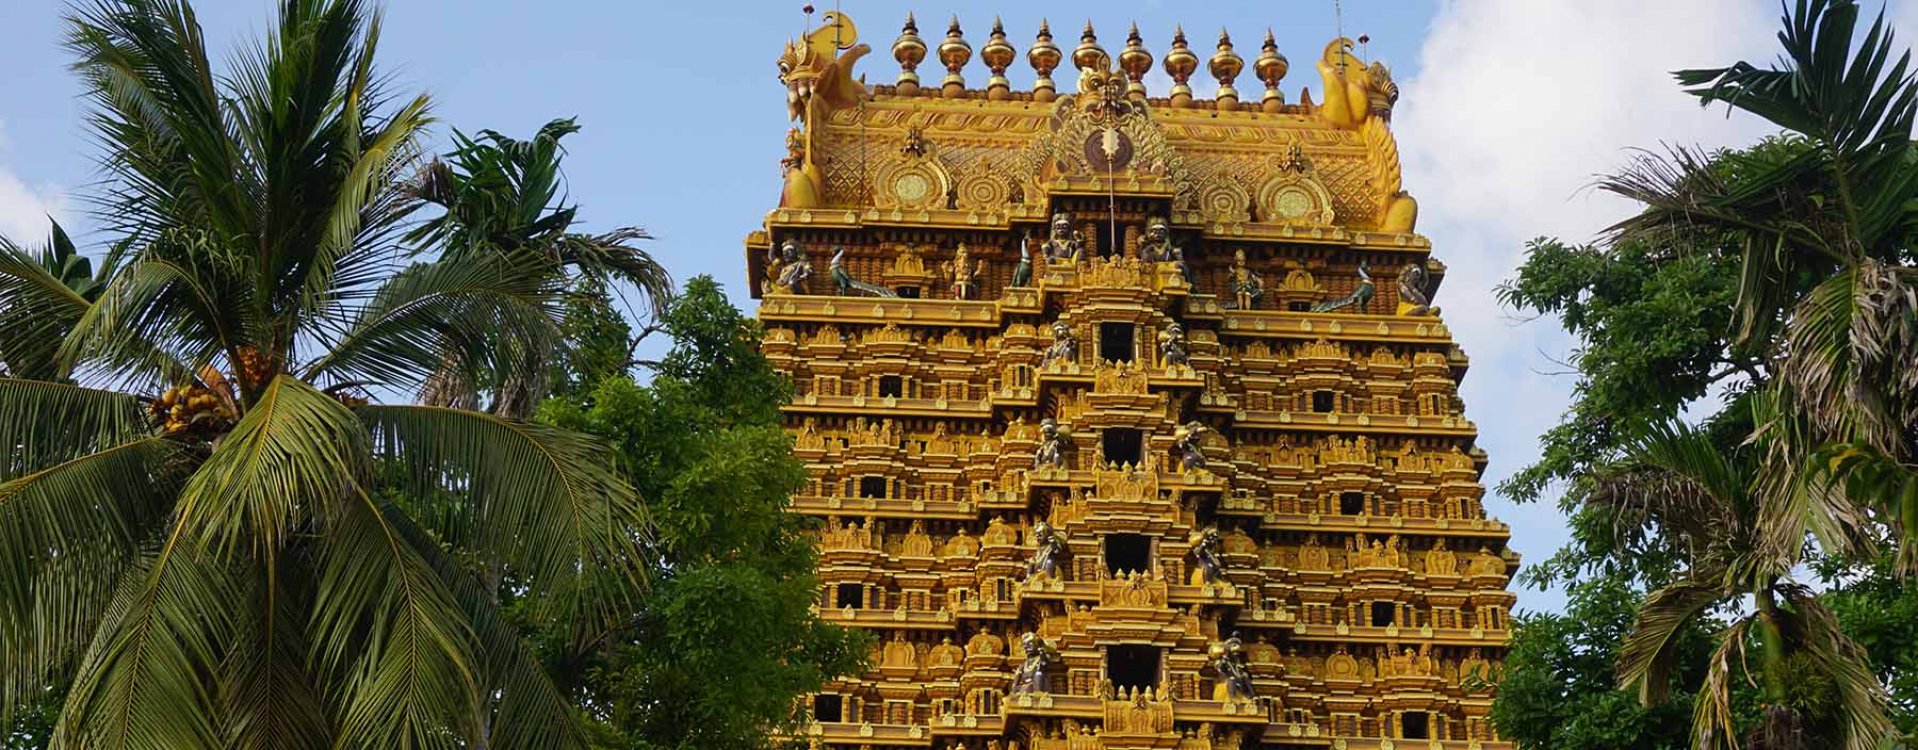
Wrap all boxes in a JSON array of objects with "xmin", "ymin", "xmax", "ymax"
[
  {"xmin": 829, "ymin": 246, "xmax": 897, "ymax": 298},
  {"xmin": 1311, "ymin": 260, "xmax": 1374, "ymax": 313}
]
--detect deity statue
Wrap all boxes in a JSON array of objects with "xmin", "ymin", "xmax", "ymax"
[
  {"xmin": 1157, "ymin": 322, "xmax": 1190, "ymax": 367},
  {"xmin": 1310, "ymin": 260, "xmax": 1373, "ymax": 313},
  {"xmin": 1011, "ymin": 632, "xmax": 1058, "ymax": 693},
  {"xmin": 944, "ymin": 243, "xmax": 981, "ymax": 300},
  {"xmin": 1228, "ymin": 248, "xmax": 1264, "ymax": 310},
  {"xmin": 1171, "ymin": 420, "xmax": 1210, "ymax": 471},
  {"xmin": 779, "ymin": 127, "xmax": 805, "ymax": 173},
  {"xmin": 1209, "ymin": 635, "xmax": 1257, "ymax": 701},
  {"xmin": 1423, "ymin": 537, "xmax": 1458, "ymax": 576},
  {"xmin": 966, "ymin": 626, "xmax": 1006, "ymax": 658},
  {"xmin": 1470, "ymin": 546, "xmax": 1505, "ymax": 577},
  {"xmin": 1033, "ymin": 212, "xmax": 1084, "ymax": 265},
  {"xmin": 1383, "ymin": 534, "xmax": 1404, "ymax": 568},
  {"xmin": 1026, "ymin": 521, "xmax": 1067, "ymax": 580},
  {"xmin": 929, "ymin": 636, "xmax": 965, "ymax": 667},
  {"xmin": 830, "ymin": 245, "xmax": 898, "ymax": 297},
  {"xmin": 1396, "ymin": 259, "xmax": 1440, "ymax": 316},
  {"xmin": 765, "ymin": 239, "xmax": 813, "ymax": 294},
  {"xmin": 1034, "ymin": 417, "xmax": 1072, "ymax": 469},
  {"xmin": 1138, "ymin": 217, "xmax": 1191, "ymax": 283},
  {"xmin": 1010, "ymin": 240, "xmax": 1033, "ymax": 287},
  {"xmin": 1189, "ymin": 526, "xmax": 1225, "ymax": 584},
  {"xmin": 1040, "ymin": 322, "xmax": 1079, "ymax": 368}
]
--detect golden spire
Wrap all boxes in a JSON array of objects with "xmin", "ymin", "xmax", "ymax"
[
  {"xmin": 1254, "ymin": 28, "xmax": 1289, "ymax": 112},
  {"xmin": 981, "ymin": 16, "xmax": 1016, "ymax": 101},
  {"xmin": 937, "ymin": 16, "xmax": 972, "ymax": 98},
  {"xmin": 1163, "ymin": 25, "xmax": 1198, "ymax": 109},
  {"xmin": 1209, "ymin": 28, "xmax": 1244, "ymax": 111},
  {"xmin": 1072, "ymin": 20, "xmax": 1108, "ymax": 73},
  {"xmin": 891, "ymin": 13, "xmax": 927, "ymax": 95},
  {"xmin": 1029, "ymin": 18, "xmax": 1062, "ymax": 102},
  {"xmin": 1118, "ymin": 22, "xmax": 1153, "ymax": 99}
]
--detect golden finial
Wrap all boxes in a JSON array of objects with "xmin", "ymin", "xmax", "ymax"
[
  {"xmin": 1163, "ymin": 25, "xmax": 1199, "ymax": 108},
  {"xmin": 937, "ymin": 16, "xmax": 972, "ymax": 98},
  {"xmin": 1254, "ymin": 28, "xmax": 1289, "ymax": 112},
  {"xmin": 1071, "ymin": 20, "xmax": 1108, "ymax": 73},
  {"xmin": 1029, "ymin": 18, "xmax": 1062, "ymax": 102},
  {"xmin": 1118, "ymin": 22, "xmax": 1153, "ymax": 99},
  {"xmin": 1209, "ymin": 28, "xmax": 1244, "ymax": 111},
  {"xmin": 981, "ymin": 16, "xmax": 1016, "ymax": 101},
  {"xmin": 892, "ymin": 13, "xmax": 927, "ymax": 95}
]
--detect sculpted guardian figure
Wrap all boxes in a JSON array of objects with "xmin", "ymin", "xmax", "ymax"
[
  {"xmin": 1034, "ymin": 417, "xmax": 1072, "ymax": 469},
  {"xmin": 1040, "ymin": 322, "xmax": 1079, "ymax": 368},
  {"xmin": 1026, "ymin": 521, "xmax": 1066, "ymax": 580},
  {"xmin": 1011, "ymin": 632, "xmax": 1058, "ymax": 693},
  {"xmin": 1034, "ymin": 213, "xmax": 1084, "ymax": 265}
]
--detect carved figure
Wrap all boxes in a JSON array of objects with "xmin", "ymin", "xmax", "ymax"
[
  {"xmin": 1137, "ymin": 218, "xmax": 1191, "ymax": 282},
  {"xmin": 1396, "ymin": 260, "xmax": 1440, "ymax": 315},
  {"xmin": 944, "ymin": 244, "xmax": 981, "ymax": 299},
  {"xmin": 1172, "ymin": 420, "xmax": 1210, "ymax": 471},
  {"xmin": 1424, "ymin": 537, "xmax": 1458, "ymax": 576},
  {"xmin": 1189, "ymin": 526, "xmax": 1224, "ymax": 584},
  {"xmin": 766, "ymin": 239, "xmax": 813, "ymax": 294},
  {"xmin": 1209, "ymin": 635, "xmax": 1256, "ymax": 701},
  {"xmin": 1157, "ymin": 322, "xmax": 1189, "ymax": 367},
  {"xmin": 1228, "ymin": 249, "xmax": 1264, "ymax": 310},
  {"xmin": 1026, "ymin": 521, "xmax": 1066, "ymax": 580},
  {"xmin": 1041, "ymin": 322, "xmax": 1079, "ymax": 368},
  {"xmin": 776, "ymin": 11, "xmax": 870, "ymax": 122},
  {"xmin": 1310, "ymin": 260, "xmax": 1373, "ymax": 313},
  {"xmin": 830, "ymin": 245, "xmax": 898, "ymax": 297},
  {"xmin": 1010, "ymin": 241, "xmax": 1033, "ymax": 287},
  {"xmin": 1034, "ymin": 417, "xmax": 1072, "ymax": 469},
  {"xmin": 1011, "ymin": 633, "xmax": 1058, "ymax": 693},
  {"xmin": 1036, "ymin": 213, "xmax": 1084, "ymax": 264}
]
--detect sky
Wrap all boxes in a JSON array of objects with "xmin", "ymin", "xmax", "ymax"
[{"xmin": 3, "ymin": 0, "xmax": 1910, "ymax": 614}]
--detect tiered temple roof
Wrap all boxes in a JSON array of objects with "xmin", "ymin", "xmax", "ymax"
[{"xmin": 749, "ymin": 11, "xmax": 1516, "ymax": 750}]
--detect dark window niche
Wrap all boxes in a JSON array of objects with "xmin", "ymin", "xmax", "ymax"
[
  {"xmin": 1107, "ymin": 645, "xmax": 1161, "ymax": 692},
  {"xmin": 1403, "ymin": 711, "xmax": 1430, "ymax": 740},
  {"xmin": 814, "ymin": 693, "xmax": 844, "ymax": 723},
  {"xmin": 1099, "ymin": 322, "xmax": 1136, "ymax": 363},
  {"xmin": 859, "ymin": 476, "xmax": 887, "ymax": 499},
  {"xmin": 1312, "ymin": 390, "xmax": 1337, "ymax": 413},
  {"xmin": 1287, "ymin": 301, "xmax": 1312, "ymax": 312},
  {"xmin": 1104, "ymin": 533, "xmax": 1151, "ymax": 576},
  {"xmin": 895, "ymin": 286, "xmax": 921, "ymax": 298},
  {"xmin": 1371, "ymin": 601, "xmax": 1395, "ymax": 627},
  {"xmin": 835, "ymin": 583, "xmax": 863, "ymax": 609},
  {"xmin": 1340, "ymin": 491, "xmax": 1366, "ymax": 516},
  {"xmin": 878, "ymin": 375, "xmax": 904, "ymax": 398},
  {"xmin": 1103, "ymin": 428, "xmax": 1143, "ymax": 467}
]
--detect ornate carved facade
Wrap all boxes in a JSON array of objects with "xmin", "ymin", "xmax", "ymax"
[{"xmin": 755, "ymin": 12, "xmax": 1515, "ymax": 750}]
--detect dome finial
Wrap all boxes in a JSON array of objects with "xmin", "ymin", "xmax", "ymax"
[
  {"xmin": 1209, "ymin": 28, "xmax": 1244, "ymax": 111},
  {"xmin": 1254, "ymin": 27, "xmax": 1289, "ymax": 112},
  {"xmin": 981, "ymin": 15, "xmax": 1016, "ymax": 100},
  {"xmin": 1118, "ymin": 21, "xmax": 1153, "ymax": 99},
  {"xmin": 891, "ymin": 13, "xmax": 928, "ymax": 95},
  {"xmin": 1029, "ymin": 18, "xmax": 1062, "ymax": 102},
  {"xmin": 1163, "ymin": 24, "xmax": 1198, "ymax": 108},
  {"xmin": 936, "ymin": 16, "xmax": 972, "ymax": 97}
]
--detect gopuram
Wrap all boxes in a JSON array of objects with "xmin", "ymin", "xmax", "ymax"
[{"xmin": 749, "ymin": 10, "xmax": 1517, "ymax": 750}]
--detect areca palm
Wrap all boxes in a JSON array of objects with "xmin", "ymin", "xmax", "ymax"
[
  {"xmin": 1603, "ymin": 418, "xmax": 1894, "ymax": 750},
  {"xmin": 0, "ymin": 1, "xmax": 645, "ymax": 747},
  {"xmin": 406, "ymin": 118, "xmax": 671, "ymax": 416},
  {"xmin": 1600, "ymin": 0, "xmax": 1918, "ymax": 569}
]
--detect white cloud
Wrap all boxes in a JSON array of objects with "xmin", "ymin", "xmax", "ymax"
[
  {"xmin": 1394, "ymin": 0, "xmax": 1781, "ymax": 612},
  {"xmin": 0, "ymin": 121, "xmax": 69, "ymax": 245}
]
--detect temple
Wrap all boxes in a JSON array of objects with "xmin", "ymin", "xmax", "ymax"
[{"xmin": 749, "ymin": 11, "xmax": 1516, "ymax": 750}]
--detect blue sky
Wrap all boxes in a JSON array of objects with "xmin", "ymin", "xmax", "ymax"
[{"xmin": 4, "ymin": 0, "xmax": 1892, "ymax": 614}]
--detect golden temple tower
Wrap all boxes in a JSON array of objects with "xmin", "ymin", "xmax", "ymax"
[{"xmin": 752, "ymin": 11, "xmax": 1516, "ymax": 749}]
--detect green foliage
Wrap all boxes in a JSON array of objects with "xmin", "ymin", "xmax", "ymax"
[
  {"xmin": 1493, "ymin": 578, "xmax": 1711, "ymax": 750},
  {"xmin": 537, "ymin": 276, "xmax": 869, "ymax": 750}
]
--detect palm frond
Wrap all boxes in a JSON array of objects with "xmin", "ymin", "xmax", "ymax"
[
  {"xmin": 0, "ymin": 378, "xmax": 147, "ymax": 479},
  {"xmin": 359, "ymin": 404, "xmax": 647, "ymax": 634},
  {"xmin": 555, "ymin": 228, "xmax": 672, "ymax": 314},
  {"xmin": 310, "ymin": 495, "xmax": 477, "ymax": 750},
  {"xmin": 1693, "ymin": 617, "xmax": 1753, "ymax": 750},
  {"xmin": 54, "ymin": 547, "xmax": 237, "ymax": 750},
  {"xmin": 300, "ymin": 253, "xmax": 563, "ymax": 395},
  {"xmin": 219, "ymin": 555, "xmax": 332, "ymax": 750},
  {"xmin": 0, "ymin": 229, "xmax": 96, "ymax": 381},
  {"xmin": 1618, "ymin": 577, "xmax": 1726, "ymax": 705},
  {"xmin": 1779, "ymin": 584, "xmax": 1898, "ymax": 750},
  {"xmin": 171, "ymin": 375, "xmax": 370, "ymax": 558}
]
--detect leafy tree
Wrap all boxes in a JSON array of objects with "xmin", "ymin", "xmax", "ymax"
[
  {"xmin": 537, "ymin": 276, "xmax": 869, "ymax": 749},
  {"xmin": 1601, "ymin": 0, "xmax": 1918, "ymax": 571},
  {"xmin": 0, "ymin": 1, "xmax": 645, "ymax": 746},
  {"xmin": 1493, "ymin": 577, "xmax": 1712, "ymax": 750},
  {"xmin": 407, "ymin": 117, "xmax": 671, "ymax": 416}
]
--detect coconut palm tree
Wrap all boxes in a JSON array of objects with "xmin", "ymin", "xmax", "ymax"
[
  {"xmin": 405, "ymin": 118, "xmax": 671, "ymax": 416},
  {"xmin": 0, "ymin": 1, "xmax": 645, "ymax": 747},
  {"xmin": 1599, "ymin": 0, "xmax": 1918, "ymax": 570},
  {"xmin": 1603, "ymin": 417, "xmax": 1895, "ymax": 750},
  {"xmin": 0, "ymin": 220, "xmax": 109, "ymax": 381}
]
